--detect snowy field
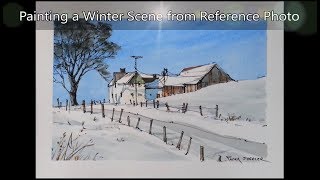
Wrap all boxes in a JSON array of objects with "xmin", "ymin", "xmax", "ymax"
[{"xmin": 52, "ymin": 78, "xmax": 268, "ymax": 162}]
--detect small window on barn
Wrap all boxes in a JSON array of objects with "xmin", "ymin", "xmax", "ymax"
[{"xmin": 138, "ymin": 93, "xmax": 142, "ymax": 96}]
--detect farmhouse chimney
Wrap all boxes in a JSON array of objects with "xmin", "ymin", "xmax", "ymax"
[
  {"xmin": 120, "ymin": 68, "xmax": 126, "ymax": 73},
  {"xmin": 113, "ymin": 68, "xmax": 127, "ymax": 83}
]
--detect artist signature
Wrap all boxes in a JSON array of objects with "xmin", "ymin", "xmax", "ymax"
[{"xmin": 223, "ymin": 156, "xmax": 264, "ymax": 163}]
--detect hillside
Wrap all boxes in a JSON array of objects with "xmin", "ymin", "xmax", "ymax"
[{"xmin": 158, "ymin": 77, "xmax": 266, "ymax": 122}]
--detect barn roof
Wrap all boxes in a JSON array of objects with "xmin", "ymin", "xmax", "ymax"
[
  {"xmin": 163, "ymin": 63, "xmax": 216, "ymax": 86},
  {"xmin": 180, "ymin": 64, "xmax": 215, "ymax": 77}
]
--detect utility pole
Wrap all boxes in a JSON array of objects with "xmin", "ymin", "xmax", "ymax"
[
  {"xmin": 162, "ymin": 68, "xmax": 168, "ymax": 97},
  {"xmin": 130, "ymin": 56, "xmax": 143, "ymax": 105}
]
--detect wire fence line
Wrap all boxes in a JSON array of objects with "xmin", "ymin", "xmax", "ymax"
[
  {"xmin": 58, "ymin": 99, "xmax": 255, "ymax": 123},
  {"xmin": 54, "ymin": 101, "xmax": 268, "ymax": 161}
]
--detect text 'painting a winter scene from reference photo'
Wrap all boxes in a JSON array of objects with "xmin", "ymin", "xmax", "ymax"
[{"xmin": 52, "ymin": 19, "xmax": 267, "ymax": 163}]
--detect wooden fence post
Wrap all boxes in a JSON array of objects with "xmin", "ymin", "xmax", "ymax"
[
  {"xmin": 200, "ymin": 146, "xmax": 204, "ymax": 162},
  {"xmin": 145, "ymin": 100, "xmax": 147, "ymax": 107},
  {"xmin": 101, "ymin": 103, "xmax": 105, "ymax": 118},
  {"xmin": 149, "ymin": 119, "xmax": 153, "ymax": 134},
  {"xmin": 185, "ymin": 103, "xmax": 188, "ymax": 113},
  {"xmin": 185, "ymin": 137, "xmax": 192, "ymax": 155},
  {"xmin": 82, "ymin": 100, "xmax": 86, "ymax": 113},
  {"xmin": 165, "ymin": 102, "xmax": 170, "ymax": 111},
  {"xmin": 215, "ymin": 105, "xmax": 219, "ymax": 118},
  {"xmin": 153, "ymin": 100, "xmax": 155, "ymax": 108},
  {"xmin": 111, "ymin": 108, "xmax": 115, "ymax": 122},
  {"xmin": 199, "ymin": 106, "xmax": 203, "ymax": 116},
  {"xmin": 163, "ymin": 126, "xmax": 167, "ymax": 143},
  {"xmin": 66, "ymin": 99, "xmax": 68, "ymax": 111},
  {"xmin": 90, "ymin": 100, "xmax": 93, "ymax": 114},
  {"xmin": 182, "ymin": 103, "xmax": 185, "ymax": 113},
  {"xmin": 140, "ymin": 102, "xmax": 142, "ymax": 107},
  {"xmin": 136, "ymin": 117, "xmax": 141, "ymax": 129},
  {"xmin": 57, "ymin": 98, "xmax": 60, "ymax": 108},
  {"xmin": 119, "ymin": 109, "xmax": 123, "ymax": 123},
  {"xmin": 176, "ymin": 131, "xmax": 184, "ymax": 150},
  {"xmin": 68, "ymin": 99, "xmax": 71, "ymax": 113},
  {"xmin": 127, "ymin": 116, "xmax": 130, "ymax": 126}
]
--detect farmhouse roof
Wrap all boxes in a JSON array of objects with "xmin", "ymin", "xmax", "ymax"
[{"xmin": 110, "ymin": 72, "xmax": 155, "ymax": 85}]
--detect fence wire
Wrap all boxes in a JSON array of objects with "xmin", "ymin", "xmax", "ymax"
[{"xmin": 54, "ymin": 102, "xmax": 268, "ymax": 162}]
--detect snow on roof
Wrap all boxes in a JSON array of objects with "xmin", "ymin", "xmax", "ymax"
[
  {"xmin": 116, "ymin": 73, "xmax": 135, "ymax": 84},
  {"xmin": 114, "ymin": 72, "xmax": 155, "ymax": 84},
  {"xmin": 162, "ymin": 64, "xmax": 216, "ymax": 86},
  {"xmin": 163, "ymin": 76, "xmax": 201, "ymax": 86},
  {"xmin": 108, "ymin": 79, "xmax": 114, "ymax": 86},
  {"xmin": 139, "ymin": 73, "xmax": 154, "ymax": 79},
  {"xmin": 180, "ymin": 64, "xmax": 215, "ymax": 77}
]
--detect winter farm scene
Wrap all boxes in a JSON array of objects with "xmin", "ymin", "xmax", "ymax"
[{"xmin": 52, "ymin": 20, "xmax": 268, "ymax": 163}]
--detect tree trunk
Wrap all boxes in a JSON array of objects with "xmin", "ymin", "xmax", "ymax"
[{"xmin": 69, "ymin": 81, "xmax": 79, "ymax": 106}]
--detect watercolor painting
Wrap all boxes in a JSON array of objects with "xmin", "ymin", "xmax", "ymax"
[{"xmin": 52, "ymin": 19, "xmax": 267, "ymax": 162}]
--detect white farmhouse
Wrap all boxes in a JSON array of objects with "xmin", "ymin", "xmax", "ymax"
[{"xmin": 108, "ymin": 68, "xmax": 157, "ymax": 104}]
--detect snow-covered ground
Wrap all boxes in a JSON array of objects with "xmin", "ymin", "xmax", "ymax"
[
  {"xmin": 159, "ymin": 77, "xmax": 266, "ymax": 122},
  {"xmin": 52, "ymin": 78, "xmax": 268, "ymax": 162}
]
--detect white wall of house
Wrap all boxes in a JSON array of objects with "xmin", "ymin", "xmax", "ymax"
[{"xmin": 108, "ymin": 83, "xmax": 146, "ymax": 104}]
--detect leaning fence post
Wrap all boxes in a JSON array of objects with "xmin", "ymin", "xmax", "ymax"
[
  {"xmin": 149, "ymin": 119, "xmax": 153, "ymax": 134},
  {"xmin": 82, "ymin": 100, "xmax": 86, "ymax": 113},
  {"xmin": 153, "ymin": 100, "xmax": 155, "ymax": 108},
  {"xmin": 185, "ymin": 137, "xmax": 192, "ymax": 155},
  {"xmin": 127, "ymin": 116, "xmax": 130, "ymax": 126},
  {"xmin": 200, "ymin": 146, "xmax": 204, "ymax": 162},
  {"xmin": 163, "ymin": 126, "xmax": 167, "ymax": 143},
  {"xmin": 176, "ymin": 131, "xmax": 184, "ymax": 150},
  {"xmin": 145, "ymin": 100, "xmax": 148, "ymax": 107},
  {"xmin": 216, "ymin": 105, "xmax": 219, "ymax": 118},
  {"xmin": 199, "ymin": 106, "xmax": 203, "ymax": 116},
  {"xmin": 65, "ymin": 99, "xmax": 68, "ymax": 111},
  {"xmin": 136, "ymin": 117, "xmax": 141, "ymax": 129},
  {"xmin": 101, "ymin": 103, "xmax": 105, "ymax": 118},
  {"xmin": 140, "ymin": 102, "xmax": 142, "ymax": 107},
  {"xmin": 165, "ymin": 102, "xmax": 170, "ymax": 111},
  {"xmin": 119, "ymin": 109, "xmax": 123, "ymax": 123},
  {"xmin": 156, "ymin": 100, "xmax": 159, "ymax": 108},
  {"xmin": 111, "ymin": 108, "xmax": 115, "ymax": 122},
  {"xmin": 90, "ymin": 100, "xmax": 93, "ymax": 114}
]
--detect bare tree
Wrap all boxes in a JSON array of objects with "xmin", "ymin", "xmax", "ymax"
[{"xmin": 54, "ymin": 20, "xmax": 120, "ymax": 105}]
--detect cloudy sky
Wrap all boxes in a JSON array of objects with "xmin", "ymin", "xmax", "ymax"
[{"xmin": 53, "ymin": 28, "xmax": 266, "ymax": 104}]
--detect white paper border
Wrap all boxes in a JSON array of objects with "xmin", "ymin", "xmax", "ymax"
[{"xmin": 36, "ymin": 1, "xmax": 284, "ymax": 178}]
